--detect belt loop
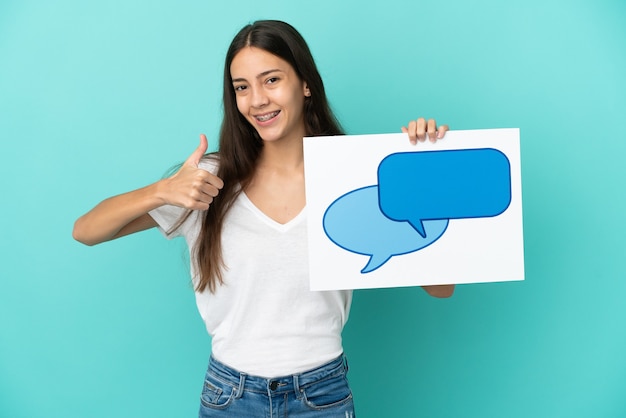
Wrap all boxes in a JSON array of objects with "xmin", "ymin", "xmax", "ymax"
[
  {"xmin": 293, "ymin": 374, "xmax": 303, "ymax": 400},
  {"xmin": 235, "ymin": 373, "xmax": 246, "ymax": 399},
  {"xmin": 343, "ymin": 354, "xmax": 349, "ymax": 373}
]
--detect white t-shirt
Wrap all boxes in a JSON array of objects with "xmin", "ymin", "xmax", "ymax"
[{"xmin": 149, "ymin": 160, "xmax": 352, "ymax": 377}]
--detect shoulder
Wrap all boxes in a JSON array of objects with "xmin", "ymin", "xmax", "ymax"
[{"xmin": 198, "ymin": 154, "xmax": 220, "ymax": 174}]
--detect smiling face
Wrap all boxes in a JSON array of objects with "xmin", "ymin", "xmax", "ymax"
[{"xmin": 230, "ymin": 46, "xmax": 311, "ymax": 145}]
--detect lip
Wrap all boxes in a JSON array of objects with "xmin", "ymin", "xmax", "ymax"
[{"xmin": 253, "ymin": 110, "xmax": 281, "ymax": 126}]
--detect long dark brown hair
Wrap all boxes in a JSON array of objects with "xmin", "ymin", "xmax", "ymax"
[{"xmin": 193, "ymin": 20, "xmax": 343, "ymax": 293}]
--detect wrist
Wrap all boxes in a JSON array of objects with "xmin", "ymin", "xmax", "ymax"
[{"xmin": 151, "ymin": 178, "xmax": 171, "ymax": 206}]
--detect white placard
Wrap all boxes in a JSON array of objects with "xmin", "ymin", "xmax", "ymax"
[{"xmin": 303, "ymin": 128, "xmax": 524, "ymax": 290}]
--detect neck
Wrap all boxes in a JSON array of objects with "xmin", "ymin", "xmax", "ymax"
[{"xmin": 257, "ymin": 136, "xmax": 305, "ymax": 173}]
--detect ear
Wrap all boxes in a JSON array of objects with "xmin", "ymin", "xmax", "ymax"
[{"xmin": 303, "ymin": 83, "xmax": 311, "ymax": 97}]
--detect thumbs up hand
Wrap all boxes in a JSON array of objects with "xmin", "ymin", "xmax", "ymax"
[
  {"xmin": 184, "ymin": 132, "xmax": 210, "ymax": 167},
  {"xmin": 160, "ymin": 134, "xmax": 224, "ymax": 211}
]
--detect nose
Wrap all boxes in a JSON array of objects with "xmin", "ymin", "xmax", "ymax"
[{"xmin": 250, "ymin": 86, "xmax": 269, "ymax": 108}]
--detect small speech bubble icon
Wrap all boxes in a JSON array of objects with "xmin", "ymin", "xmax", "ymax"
[
  {"xmin": 323, "ymin": 185, "xmax": 448, "ymax": 273},
  {"xmin": 378, "ymin": 148, "xmax": 512, "ymax": 238}
]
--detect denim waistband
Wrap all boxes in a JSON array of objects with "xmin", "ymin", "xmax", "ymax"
[{"xmin": 207, "ymin": 354, "xmax": 348, "ymax": 396}]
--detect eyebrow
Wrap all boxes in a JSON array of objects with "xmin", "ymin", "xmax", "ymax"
[{"xmin": 231, "ymin": 69, "xmax": 283, "ymax": 84}]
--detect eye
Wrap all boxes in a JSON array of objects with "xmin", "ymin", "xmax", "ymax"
[
  {"xmin": 266, "ymin": 77, "xmax": 280, "ymax": 85},
  {"xmin": 233, "ymin": 84, "xmax": 247, "ymax": 93}
]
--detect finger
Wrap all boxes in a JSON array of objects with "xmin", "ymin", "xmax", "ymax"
[
  {"xmin": 406, "ymin": 120, "xmax": 418, "ymax": 144},
  {"xmin": 189, "ymin": 196, "xmax": 213, "ymax": 211},
  {"xmin": 437, "ymin": 124, "xmax": 449, "ymax": 139},
  {"xmin": 184, "ymin": 134, "xmax": 209, "ymax": 167},
  {"xmin": 181, "ymin": 186, "xmax": 213, "ymax": 210},
  {"xmin": 187, "ymin": 172, "xmax": 224, "ymax": 204},
  {"xmin": 416, "ymin": 117, "xmax": 427, "ymax": 142},
  {"xmin": 188, "ymin": 184, "xmax": 218, "ymax": 209},
  {"xmin": 198, "ymin": 170, "xmax": 224, "ymax": 190},
  {"xmin": 427, "ymin": 119, "xmax": 437, "ymax": 143},
  {"xmin": 200, "ymin": 181, "xmax": 222, "ymax": 197},
  {"xmin": 402, "ymin": 125, "xmax": 416, "ymax": 145}
]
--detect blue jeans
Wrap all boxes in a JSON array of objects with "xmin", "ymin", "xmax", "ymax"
[{"xmin": 198, "ymin": 354, "xmax": 356, "ymax": 417}]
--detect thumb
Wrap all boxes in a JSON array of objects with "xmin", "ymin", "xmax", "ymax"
[
  {"xmin": 401, "ymin": 126, "xmax": 408, "ymax": 133},
  {"xmin": 184, "ymin": 134, "xmax": 208, "ymax": 167}
]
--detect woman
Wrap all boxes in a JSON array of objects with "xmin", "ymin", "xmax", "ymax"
[{"xmin": 73, "ymin": 20, "xmax": 454, "ymax": 417}]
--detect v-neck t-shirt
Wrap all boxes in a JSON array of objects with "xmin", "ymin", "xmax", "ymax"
[{"xmin": 149, "ymin": 160, "xmax": 353, "ymax": 377}]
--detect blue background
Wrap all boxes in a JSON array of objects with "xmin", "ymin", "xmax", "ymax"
[{"xmin": 1, "ymin": 0, "xmax": 625, "ymax": 417}]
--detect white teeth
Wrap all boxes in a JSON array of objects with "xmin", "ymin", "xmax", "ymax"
[{"xmin": 256, "ymin": 111, "xmax": 279, "ymax": 122}]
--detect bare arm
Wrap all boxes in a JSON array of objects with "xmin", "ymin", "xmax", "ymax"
[
  {"xmin": 73, "ymin": 184, "xmax": 163, "ymax": 246},
  {"xmin": 421, "ymin": 285, "xmax": 455, "ymax": 298},
  {"xmin": 72, "ymin": 134, "xmax": 223, "ymax": 246}
]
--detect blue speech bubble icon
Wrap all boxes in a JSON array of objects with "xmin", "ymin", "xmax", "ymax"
[
  {"xmin": 378, "ymin": 148, "xmax": 512, "ymax": 238},
  {"xmin": 323, "ymin": 185, "xmax": 448, "ymax": 273}
]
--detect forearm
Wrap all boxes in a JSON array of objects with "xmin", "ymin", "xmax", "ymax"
[
  {"xmin": 72, "ymin": 181, "xmax": 165, "ymax": 246},
  {"xmin": 421, "ymin": 284, "xmax": 455, "ymax": 298}
]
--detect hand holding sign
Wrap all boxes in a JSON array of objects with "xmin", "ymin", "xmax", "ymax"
[{"xmin": 303, "ymin": 129, "xmax": 523, "ymax": 290}]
